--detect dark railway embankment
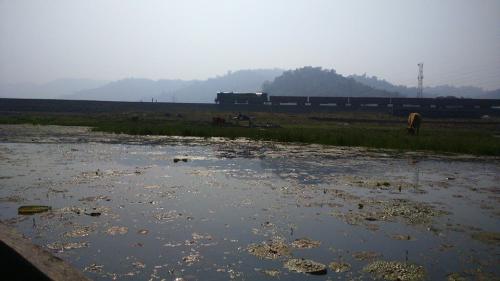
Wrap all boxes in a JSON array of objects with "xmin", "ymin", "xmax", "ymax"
[{"xmin": 1, "ymin": 97, "xmax": 500, "ymax": 118}]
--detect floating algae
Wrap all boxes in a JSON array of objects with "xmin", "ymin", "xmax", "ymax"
[
  {"xmin": 182, "ymin": 251, "xmax": 201, "ymax": 266},
  {"xmin": 447, "ymin": 272, "xmax": 466, "ymax": 281},
  {"xmin": 18, "ymin": 205, "xmax": 51, "ymax": 215},
  {"xmin": 329, "ymin": 261, "xmax": 351, "ymax": 273},
  {"xmin": 84, "ymin": 263, "xmax": 104, "ymax": 273},
  {"xmin": 247, "ymin": 238, "xmax": 291, "ymax": 260},
  {"xmin": 363, "ymin": 260, "xmax": 426, "ymax": 281},
  {"xmin": 284, "ymin": 258, "xmax": 327, "ymax": 275},
  {"xmin": 64, "ymin": 225, "xmax": 95, "ymax": 238},
  {"xmin": 291, "ymin": 237, "xmax": 321, "ymax": 249},
  {"xmin": 391, "ymin": 234, "xmax": 413, "ymax": 241},
  {"xmin": 106, "ymin": 226, "xmax": 128, "ymax": 236},
  {"xmin": 262, "ymin": 269, "xmax": 280, "ymax": 277},
  {"xmin": 352, "ymin": 251, "xmax": 381, "ymax": 261},
  {"xmin": 382, "ymin": 199, "xmax": 447, "ymax": 225},
  {"xmin": 2, "ymin": 126, "xmax": 500, "ymax": 281},
  {"xmin": 153, "ymin": 210, "xmax": 182, "ymax": 222},
  {"xmin": 471, "ymin": 231, "xmax": 500, "ymax": 245},
  {"xmin": 47, "ymin": 241, "xmax": 89, "ymax": 251}
]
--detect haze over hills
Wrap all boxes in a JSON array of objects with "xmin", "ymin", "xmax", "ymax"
[
  {"xmin": 1, "ymin": 67, "xmax": 498, "ymax": 102},
  {"xmin": 0, "ymin": 69, "xmax": 283, "ymax": 102},
  {"xmin": 67, "ymin": 69, "xmax": 283, "ymax": 103},
  {"xmin": 0, "ymin": 78, "xmax": 108, "ymax": 99},
  {"xmin": 155, "ymin": 69, "xmax": 284, "ymax": 103},
  {"xmin": 63, "ymin": 78, "xmax": 193, "ymax": 102},
  {"xmin": 350, "ymin": 74, "xmax": 500, "ymax": 99}
]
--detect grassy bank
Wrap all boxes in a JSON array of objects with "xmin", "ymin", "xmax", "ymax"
[{"xmin": 1, "ymin": 112, "xmax": 499, "ymax": 156}]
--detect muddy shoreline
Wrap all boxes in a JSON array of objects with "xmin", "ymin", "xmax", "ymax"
[{"xmin": 1, "ymin": 124, "xmax": 497, "ymax": 162}]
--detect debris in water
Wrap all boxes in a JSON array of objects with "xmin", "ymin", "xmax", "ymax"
[
  {"xmin": 0, "ymin": 195, "xmax": 24, "ymax": 203},
  {"xmin": 352, "ymin": 251, "xmax": 381, "ymax": 261},
  {"xmin": 262, "ymin": 269, "xmax": 280, "ymax": 277},
  {"xmin": 391, "ymin": 234, "xmax": 412, "ymax": 241},
  {"xmin": 383, "ymin": 199, "xmax": 447, "ymax": 225},
  {"xmin": 18, "ymin": 205, "xmax": 51, "ymax": 215},
  {"xmin": 291, "ymin": 238, "xmax": 321, "ymax": 249},
  {"xmin": 84, "ymin": 263, "xmax": 104, "ymax": 273},
  {"xmin": 363, "ymin": 260, "xmax": 426, "ymax": 281},
  {"xmin": 132, "ymin": 261, "xmax": 146, "ymax": 269},
  {"xmin": 447, "ymin": 272, "xmax": 466, "ymax": 281},
  {"xmin": 153, "ymin": 210, "xmax": 182, "ymax": 222},
  {"xmin": 261, "ymin": 221, "xmax": 274, "ymax": 227},
  {"xmin": 137, "ymin": 229, "xmax": 149, "ymax": 235},
  {"xmin": 173, "ymin": 157, "xmax": 188, "ymax": 163},
  {"xmin": 64, "ymin": 225, "xmax": 95, "ymax": 238},
  {"xmin": 47, "ymin": 241, "xmax": 89, "ymax": 251},
  {"xmin": 247, "ymin": 238, "xmax": 291, "ymax": 260},
  {"xmin": 106, "ymin": 226, "xmax": 128, "ymax": 235},
  {"xmin": 329, "ymin": 261, "xmax": 351, "ymax": 273},
  {"xmin": 78, "ymin": 195, "xmax": 109, "ymax": 202},
  {"xmin": 182, "ymin": 251, "xmax": 201, "ymax": 265},
  {"xmin": 471, "ymin": 231, "xmax": 500, "ymax": 245},
  {"xmin": 192, "ymin": 232, "xmax": 213, "ymax": 241},
  {"xmin": 284, "ymin": 258, "xmax": 327, "ymax": 275}
]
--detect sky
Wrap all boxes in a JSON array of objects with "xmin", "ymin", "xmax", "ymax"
[{"xmin": 1, "ymin": 0, "xmax": 499, "ymax": 89}]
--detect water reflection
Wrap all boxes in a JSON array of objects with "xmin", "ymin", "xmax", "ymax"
[{"xmin": 0, "ymin": 139, "xmax": 499, "ymax": 281}]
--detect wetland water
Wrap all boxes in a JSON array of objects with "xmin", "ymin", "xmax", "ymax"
[{"xmin": 0, "ymin": 125, "xmax": 499, "ymax": 280}]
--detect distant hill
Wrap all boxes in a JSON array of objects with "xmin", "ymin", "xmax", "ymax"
[
  {"xmin": 4, "ymin": 68, "xmax": 496, "ymax": 102},
  {"xmin": 157, "ymin": 69, "xmax": 283, "ymax": 103},
  {"xmin": 65, "ymin": 78, "xmax": 192, "ymax": 101},
  {"xmin": 262, "ymin": 67, "xmax": 397, "ymax": 97},
  {"xmin": 350, "ymin": 74, "xmax": 500, "ymax": 99},
  {"xmin": 348, "ymin": 74, "xmax": 413, "ymax": 97},
  {"xmin": 0, "ymin": 78, "xmax": 108, "ymax": 99},
  {"xmin": 481, "ymin": 89, "xmax": 500, "ymax": 99},
  {"xmin": 65, "ymin": 69, "xmax": 283, "ymax": 103}
]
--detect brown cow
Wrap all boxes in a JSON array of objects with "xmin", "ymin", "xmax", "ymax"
[{"xmin": 407, "ymin": 113, "xmax": 422, "ymax": 135}]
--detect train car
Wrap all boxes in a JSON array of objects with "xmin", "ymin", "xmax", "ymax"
[
  {"xmin": 213, "ymin": 92, "xmax": 500, "ymax": 117},
  {"xmin": 215, "ymin": 92, "xmax": 268, "ymax": 105},
  {"xmin": 348, "ymin": 97, "xmax": 391, "ymax": 108},
  {"xmin": 308, "ymin": 97, "xmax": 348, "ymax": 107},
  {"xmin": 269, "ymin": 96, "xmax": 308, "ymax": 106}
]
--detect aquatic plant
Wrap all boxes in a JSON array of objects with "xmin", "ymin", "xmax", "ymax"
[{"xmin": 364, "ymin": 260, "xmax": 426, "ymax": 281}]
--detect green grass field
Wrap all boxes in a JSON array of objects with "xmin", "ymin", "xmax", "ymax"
[{"xmin": 1, "ymin": 110, "xmax": 499, "ymax": 156}]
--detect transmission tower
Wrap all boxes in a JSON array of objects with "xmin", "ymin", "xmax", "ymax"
[{"xmin": 417, "ymin": 63, "xmax": 424, "ymax": 98}]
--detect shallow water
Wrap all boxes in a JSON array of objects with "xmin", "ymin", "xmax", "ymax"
[{"xmin": 0, "ymin": 125, "xmax": 499, "ymax": 280}]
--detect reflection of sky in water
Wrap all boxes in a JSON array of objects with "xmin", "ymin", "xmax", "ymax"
[{"xmin": 0, "ymin": 142, "xmax": 499, "ymax": 281}]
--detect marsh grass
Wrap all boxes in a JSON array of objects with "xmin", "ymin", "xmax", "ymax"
[{"xmin": 1, "ymin": 112, "xmax": 499, "ymax": 156}]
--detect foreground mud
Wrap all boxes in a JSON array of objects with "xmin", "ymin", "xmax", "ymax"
[{"xmin": 0, "ymin": 125, "xmax": 499, "ymax": 280}]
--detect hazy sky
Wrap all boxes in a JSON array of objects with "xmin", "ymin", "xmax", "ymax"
[{"xmin": 1, "ymin": 0, "xmax": 499, "ymax": 89}]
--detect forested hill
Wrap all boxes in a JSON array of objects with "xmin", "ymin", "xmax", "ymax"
[{"xmin": 262, "ymin": 67, "xmax": 398, "ymax": 97}]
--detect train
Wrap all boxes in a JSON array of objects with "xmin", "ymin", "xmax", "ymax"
[{"xmin": 215, "ymin": 92, "xmax": 500, "ymax": 110}]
